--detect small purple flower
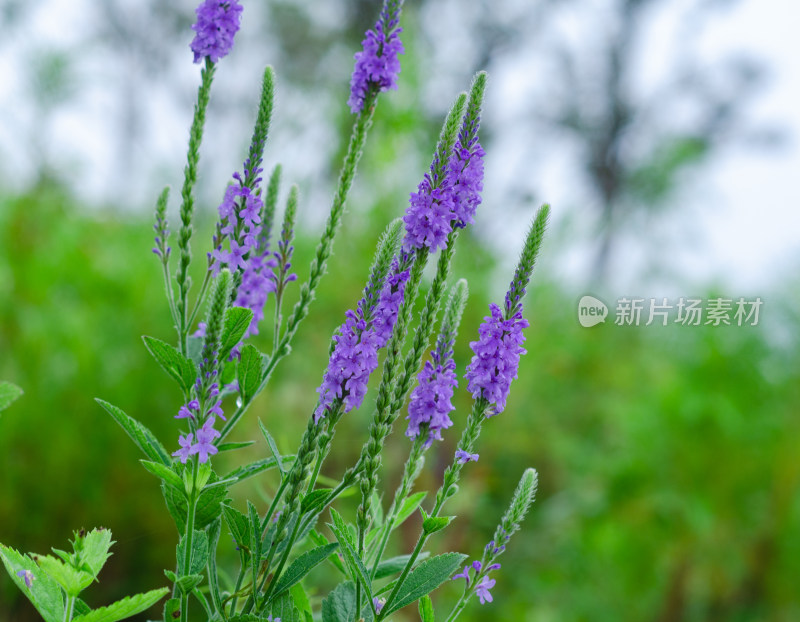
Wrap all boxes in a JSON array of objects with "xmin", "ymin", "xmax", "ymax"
[
  {"xmin": 475, "ymin": 576, "xmax": 496, "ymax": 604},
  {"xmin": 456, "ymin": 450, "xmax": 479, "ymax": 464},
  {"xmin": 373, "ymin": 597, "xmax": 385, "ymax": 614},
  {"xmin": 452, "ymin": 565, "xmax": 472, "ymax": 588},
  {"xmin": 348, "ymin": 4, "xmax": 404, "ymax": 114},
  {"xmin": 175, "ymin": 399, "xmax": 200, "ymax": 420},
  {"xmin": 471, "ymin": 560, "xmax": 483, "ymax": 573},
  {"xmin": 190, "ymin": 418, "xmax": 220, "ymax": 463},
  {"xmin": 172, "ymin": 433, "xmax": 194, "ymax": 464},
  {"xmin": 190, "ymin": 0, "xmax": 243, "ymax": 64},
  {"xmin": 16, "ymin": 569, "xmax": 33, "ymax": 588},
  {"xmin": 464, "ymin": 303, "xmax": 528, "ymax": 415},
  {"xmin": 208, "ymin": 399, "xmax": 226, "ymax": 421}
]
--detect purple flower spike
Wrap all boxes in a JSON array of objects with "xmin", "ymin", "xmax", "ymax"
[
  {"xmin": 190, "ymin": 0, "xmax": 243, "ymax": 64},
  {"xmin": 173, "ymin": 433, "xmax": 194, "ymax": 464},
  {"xmin": 348, "ymin": 4, "xmax": 404, "ymax": 114},
  {"xmin": 448, "ymin": 138, "xmax": 485, "ymax": 228},
  {"xmin": 403, "ymin": 172, "xmax": 455, "ymax": 253},
  {"xmin": 475, "ymin": 576, "xmax": 496, "ymax": 604},
  {"xmin": 452, "ymin": 565, "xmax": 471, "ymax": 587},
  {"xmin": 189, "ymin": 418, "xmax": 220, "ymax": 463},
  {"xmin": 464, "ymin": 303, "xmax": 528, "ymax": 415},
  {"xmin": 456, "ymin": 449, "xmax": 479, "ymax": 464},
  {"xmin": 16, "ymin": 569, "xmax": 34, "ymax": 588},
  {"xmin": 406, "ymin": 353, "xmax": 457, "ymax": 444}
]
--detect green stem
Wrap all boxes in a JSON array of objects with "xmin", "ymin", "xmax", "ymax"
[
  {"xmin": 63, "ymin": 596, "xmax": 75, "ymax": 622},
  {"xmin": 180, "ymin": 458, "xmax": 200, "ymax": 622},
  {"xmin": 227, "ymin": 551, "xmax": 247, "ymax": 616},
  {"xmin": 160, "ymin": 258, "xmax": 180, "ymax": 332},
  {"xmin": 369, "ymin": 435, "xmax": 425, "ymax": 578},
  {"xmin": 379, "ymin": 533, "xmax": 427, "ymax": 620}
]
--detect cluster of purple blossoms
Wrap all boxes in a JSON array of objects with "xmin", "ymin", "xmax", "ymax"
[
  {"xmin": 406, "ymin": 339, "xmax": 458, "ymax": 445},
  {"xmin": 347, "ymin": 6, "xmax": 404, "ymax": 114},
  {"xmin": 211, "ymin": 164, "xmax": 280, "ymax": 340},
  {"xmin": 173, "ymin": 417, "xmax": 221, "ymax": 464},
  {"xmin": 452, "ymin": 561, "xmax": 500, "ymax": 604},
  {"xmin": 403, "ymin": 129, "xmax": 485, "ymax": 253},
  {"xmin": 315, "ymin": 259, "xmax": 410, "ymax": 422},
  {"xmin": 190, "ymin": 0, "xmax": 243, "ymax": 64},
  {"xmin": 464, "ymin": 303, "xmax": 528, "ymax": 415}
]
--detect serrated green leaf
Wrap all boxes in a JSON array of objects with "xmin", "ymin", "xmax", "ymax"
[
  {"xmin": 0, "ymin": 544, "xmax": 64, "ymax": 622},
  {"xmin": 393, "ymin": 492, "xmax": 427, "ymax": 529},
  {"xmin": 224, "ymin": 455, "xmax": 295, "ymax": 483},
  {"xmin": 374, "ymin": 552, "xmax": 430, "ymax": 580},
  {"xmin": 141, "ymin": 461, "xmax": 185, "ymax": 492},
  {"xmin": 290, "ymin": 583, "xmax": 313, "ymax": 622},
  {"xmin": 328, "ymin": 510, "xmax": 373, "ymax": 604},
  {"xmin": 177, "ymin": 530, "xmax": 208, "ymax": 576},
  {"xmin": 0, "ymin": 381, "xmax": 23, "ymax": 412},
  {"xmin": 238, "ymin": 344, "xmax": 264, "ymax": 402},
  {"xmin": 142, "ymin": 336, "xmax": 198, "ymax": 394},
  {"xmin": 422, "ymin": 515, "xmax": 453, "ymax": 535},
  {"xmin": 96, "ymin": 399, "xmax": 171, "ymax": 466},
  {"xmin": 73, "ymin": 587, "xmax": 169, "ymax": 622},
  {"xmin": 383, "ymin": 553, "xmax": 467, "ymax": 616},
  {"xmin": 222, "ymin": 504, "xmax": 251, "ymax": 550},
  {"xmin": 419, "ymin": 594, "xmax": 435, "ymax": 621},
  {"xmin": 300, "ymin": 489, "xmax": 332, "ymax": 516},
  {"xmin": 268, "ymin": 591, "xmax": 303, "ymax": 622},
  {"xmin": 220, "ymin": 307, "xmax": 254, "ymax": 359},
  {"xmin": 36, "ymin": 554, "xmax": 94, "ymax": 596},
  {"xmin": 163, "ymin": 597, "xmax": 180, "ymax": 621},
  {"xmin": 72, "ymin": 528, "xmax": 115, "ymax": 578},
  {"xmin": 162, "ymin": 467, "xmax": 227, "ymax": 532},
  {"xmin": 258, "ymin": 419, "xmax": 286, "ymax": 477},
  {"xmin": 176, "ymin": 573, "xmax": 204, "ymax": 594},
  {"xmin": 308, "ymin": 530, "xmax": 345, "ymax": 575},
  {"xmin": 272, "ymin": 543, "xmax": 339, "ymax": 598},
  {"xmin": 74, "ymin": 598, "xmax": 91, "ymax": 616},
  {"xmin": 322, "ymin": 581, "xmax": 355, "ymax": 622},
  {"xmin": 247, "ymin": 501, "xmax": 262, "ymax": 581},
  {"xmin": 220, "ymin": 359, "xmax": 237, "ymax": 386}
]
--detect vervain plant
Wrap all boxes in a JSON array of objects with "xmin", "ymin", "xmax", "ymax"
[{"xmin": 1, "ymin": 1, "xmax": 550, "ymax": 621}]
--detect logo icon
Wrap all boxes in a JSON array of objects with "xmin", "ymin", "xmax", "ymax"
[{"xmin": 578, "ymin": 295, "xmax": 608, "ymax": 327}]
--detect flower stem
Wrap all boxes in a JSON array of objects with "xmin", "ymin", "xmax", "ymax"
[{"xmin": 180, "ymin": 458, "xmax": 200, "ymax": 622}]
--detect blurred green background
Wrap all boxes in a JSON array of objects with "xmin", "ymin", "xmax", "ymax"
[{"xmin": 2, "ymin": 0, "xmax": 799, "ymax": 621}]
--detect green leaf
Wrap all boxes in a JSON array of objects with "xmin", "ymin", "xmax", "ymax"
[
  {"xmin": 308, "ymin": 530, "xmax": 345, "ymax": 575},
  {"xmin": 374, "ymin": 552, "xmax": 430, "ymax": 580},
  {"xmin": 290, "ymin": 583, "xmax": 313, "ymax": 622},
  {"xmin": 96, "ymin": 399, "xmax": 171, "ymax": 466},
  {"xmin": 72, "ymin": 528, "xmax": 114, "ymax": 578},
  {"xmin": 383, "ymin": 553, "xmax": 467, "ymax": 616},
  {"xmin": 220, "ymin": 307, "xmax": 254, "ymax": 358},
  {"xmin": 0, "ymin": 381, "xmax": 23, "ymax": 412},
  {"xmin": 162, "ymin": 468, "xmax": 228, "ymax": 532},
  {"xmin": 72, "ymin": 587, "xmax": 169, "ymax": 622},
  {"xmin": 322, "ymin": 581, "xmax": 355, "ymax": 622},
  {"xmin": 258, "ymin": 419, "xmax": 286, "ymax": 477},
  {"xmin": 268, "ymin": 591, "xmax": 303, "ymax": 622},
  {"xmin": 300, "ymin": 489, "xmax": 332, "ymax": 516},
  {"xmin": 419, "ymin": 595, "xmax": 435, "ymax": 622},
  {"xmin": 36, "ymin": 554, "xmax": 94, "ymax": 596},
  {"xmin": 222, "ymin": 504, "xmax": 250, "ymax": 550},
  {"xmin": 224, "ymin": 455, "xmax": 295, "ymax": 483},
  {"xmin": 163, "ymin": 597, "xmax": 181, "ymax": 621},
  {"xmin": 217, "ymin": 441, "xmax": 255, "ymax": 453},
  {"xmin": 237, "ymin": 344, "xmax": 265, "ymax": 402},
  {"xmin": 393, "ymin": 492, "xmax": 427, "ymax": 528},
  {"xmin": 206, "ymin": 518, "xmax": 224, "ymax": 615},
  {"xmin": 247, "ymin": 501, "xmax": 262, "ymax": 581},
  {"xmin": 422, "ymin": 515, "xmax": 453, "ymax": 535},
  {"xmin": 187, "ymin": 336, "xmax": 204, "ymax": 366},
  {"xmin": 327, "ymin": 510, "xmax": 373, "ymax": 604},
  {"xmin": 142, "ymin": 336, "xmax": 198, "ymax": 394},
  {"xmin": 220, "ymin": 359, "xmax": 237, "ymax": 386},
  {"xmin": 141, "ymin": 461, "xmax": 185, "ymax": 492},
  {"xmin": 0, "ymin": 544, "xmax": 64, "ymax": 622},
  {"xmin": 272, "ymin": 543, "xmax": 339, "ymax": 598},
  {"xmin": 176, "ymin": 573, "xmax": 204, "ymax": 594},
  {"xmin": 176, "ymin": 530, "xmax": 208, "ymax": 576}
]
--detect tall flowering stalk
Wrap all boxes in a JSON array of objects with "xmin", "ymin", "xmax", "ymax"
[{"xmin": 0, "ymin": 2, "xmax": 562, "ymax": 621}]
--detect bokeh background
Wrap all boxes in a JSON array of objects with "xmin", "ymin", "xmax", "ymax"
[{"xmin": 1, "ymin": 0, "xmax": 799, "ymax": 620}]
